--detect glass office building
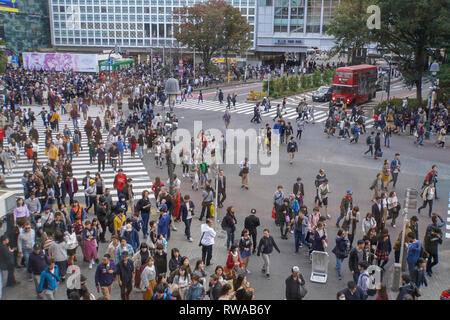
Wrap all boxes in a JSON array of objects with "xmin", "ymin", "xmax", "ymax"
[
  {"xmin": 256, "ymin": 0, "xmax": 339, "ymax": 61},
  {"xmin": 49, "ymin": 0, "xmax": 256, "ymax": 50}
]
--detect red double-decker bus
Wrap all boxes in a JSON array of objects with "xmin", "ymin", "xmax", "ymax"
[{"xmin": 331, "ymin": 64, "xmax": 377, "ymax": 107}]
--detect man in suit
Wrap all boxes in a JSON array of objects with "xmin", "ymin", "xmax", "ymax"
[
  {"xmin": 218, "ymin": 170, "xmax": 226, "ymax": 208},
  {"xmin": 54, "ymin": 176, "xmax": 67, "ymax": 207},
  {"xmin": 293, "ymin": 177, "xmax": 304, "ymax": 197},
  {"xmin": 371, "ymin": 196, "xmax": 383, "ymax": 232},
  {"xmin": 180, "ymin": 195, "xmax": 195, "ymax": 242},
  {"xmin": 65, "ymin": 173, "xmax": 78, "ymax": 205}
]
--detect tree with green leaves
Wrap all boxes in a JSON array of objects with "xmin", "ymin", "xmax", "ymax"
[
  {"xmin": 222, "ymin": 4, "xmax": 252, "ymax": 74},
  {"xmin": 173, "ymin": 0, "xmax": 251, "ymax": 74},
  {"xmin": 373, "ymin": 0, "xmax": 450, "ymax": 105}
]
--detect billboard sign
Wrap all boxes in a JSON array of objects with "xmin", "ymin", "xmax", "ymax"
[
  {"xmin": 22, "ymin": 52, "xmax": 98, "ymax": 73},
  {"xmin": 0, "ymin": 0, "xmax": 19, "ymax": 12}
]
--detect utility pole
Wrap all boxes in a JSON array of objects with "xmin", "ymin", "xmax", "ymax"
[{"xmin": 391, "ymin": 188, "xmax": 418, "ymax": 291}]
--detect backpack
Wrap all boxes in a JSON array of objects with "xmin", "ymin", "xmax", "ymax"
[{"xmin": 366, "ymin": 136, "xmax": 371, "ymax": 145}]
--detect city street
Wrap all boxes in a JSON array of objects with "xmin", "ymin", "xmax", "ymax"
[{"xmin": 2, "ymin": 80, "xmax": 448, "ymax": 300}]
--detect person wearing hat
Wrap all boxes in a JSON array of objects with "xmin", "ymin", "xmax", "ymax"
[
  {"xmin": 337, "ymin": 190, "xmax": 353, "ymax": 228},
  {"xmin": 123, "ymin": 223, "xmax": 140, "ymax": 251},
  {"xmin": 244, "ymin": 209, "xmax": 260, "ymax": 254},
  {"xmin": 153, "ymin": 244, "xmax": 168, "ymax": 276},
  {"xmin": 85, "ymin": 179, "xmax": 97, "ymax": 214},
  {"xmin": 285, "ymin": 266, "xmax": 307, "ymax": 300},
  {"xmin": 115, "ymin": 250, "xmax": 135, "ymax": 300},
  {"xmin": 116, "ymin": 193, "xmax": 128, "ymax": 214},
  {"xmin": 27, "ymin": 244, "xmax": 48, "ymax": 297}
]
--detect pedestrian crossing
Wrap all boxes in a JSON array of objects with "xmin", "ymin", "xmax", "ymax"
[
  {"xmin": 173, "ymin": 98, "xmax": 374, "ymax": 127},
  {"xmin": 4, "ymin": 106, "xmax": 154, "ymax": 202},
  {"xmin": 447, "ymin": 193, "xmax": 450, "ymax": 239}
]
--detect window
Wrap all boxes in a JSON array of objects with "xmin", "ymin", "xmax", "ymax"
[
  {"xmin": 144, "ymin": 7, "xmax": 150, "ymax": 13},
  {"xmin": 274, "ymin": 0, "xmax": 289, "ymax": 32},
  {"xmin": 101, "ymin": 6, "xmax": 106, "ymax": 13},
  {"xmin": 306, "ymin": 0, "xmax": 321, "ymax": 33},
  {"xmin": 159, "ymin": 23, "xmax": 165, "ymax": 37},
  {"xmin": 322, "ymin": 0, "xmax": 338, "ymax": 33},
  {"xmin": 152, "ymin": 24, "xmax": 157, "ymax": 37},
  {"xmin": 290, "ymin": 0, "xmax": 304, "ymax": 33},
  {"xmin": 60, "ymin": 6, "xmax": 65, "ymax": 13}
]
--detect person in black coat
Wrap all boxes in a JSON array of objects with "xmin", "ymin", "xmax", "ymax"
[
  {"xmin": 342, "ymin": 281, "xmax": 365, "ymax": 300},
  {"xmin": 285, "ymin": 266, "xmax": 306, "ymax": 300},
  {"xmin": 348, "ymin": 240, "xmax": 366, "ymax": 283},
  {"xmin": 371, "ymin": 197, "xmax": 383, "ymax": 232},
  {"xmin": 95, "ymin": 198, "xmax": 108, "ymax": 242},
  {"xmin": 180, "ymin": 195, "xmax": 195, "ymax": 241},
  {"xmin": 221, "ymin": 206, "xmax": 237, "ymax": 250},
  {"xmin": 396, "ymin": 274, "xmax": 421, "ymax": 300},
  {"xmin": 54, "ymin": 176, "xmax": 67, "ymax": 207},
  {"xmin": 0, "ymin": 235, "xmax": 19, "ymax": 287},
  {"xmin": 217, "ymin": 170, "xmax": 226, "ymax": 208},
  {"xmin": 244, "ymin": 209, "xmax": 260, "ymax": 254},
  {"xmin": 115, "ymin": 251, "xmax": 135, "ymax": 300},
  {"xmin": 153, "ymin": 244, "xmax": 168, "ymax": 276},
  {"xmin": 374, "ymin": 132, "xmax": 382, "ymax": 159},
  {"xmin": 207, "ymin": 274, "xmax": 222, "ymax": 300},
  {"xmin": 292, "ymin": 177, "xmax": 304, "ymax": 197}
]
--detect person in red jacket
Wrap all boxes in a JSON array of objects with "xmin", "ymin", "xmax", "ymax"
[
  {"xmin": 65, "ymin": 173, "xmax": 79, "ymax": 205},
  {"xmin": 225, "ymin": 245, "xmax": 242, "ymax": 278},
  {"xmin": 113, "ymin": 168, "xmax": 127, "ymax": 198},
  {"xmin": 0, "ymin": 126, "xmax": 5, "ymax": 148}
]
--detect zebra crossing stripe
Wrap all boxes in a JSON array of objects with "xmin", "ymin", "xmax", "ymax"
[
  {"xmin": 447, "ymin": 194, "xmax": 450, "ymax": 239},
  {"xmin": 5, "ymin": 106, "xmax": 154, "ymax": 201}
]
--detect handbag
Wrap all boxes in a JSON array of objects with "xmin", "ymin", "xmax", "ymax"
[
  {"xmin": 238, "ymin": 169, "xmax": 243, "ymax": 177},
  {"xmin": 298, "ymin": 282, "xmax": 308, "ymax": 298},
  {"xmin": 198, "ymin": 232, "xmax": 205, "ymax": 247}
]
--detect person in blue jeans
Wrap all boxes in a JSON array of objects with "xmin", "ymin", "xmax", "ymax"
[
  {"xmin": 222, "ymin": 206, "xmax": 237, "ymax": 250},
  {"xmin": 406, "ymin": 232, "xmax": 422, "ymax": 278},
  {"xmin": 136, "ymin": 190, "xmax": 152, "ymax": 238},
  {"xmin": 294, "ymin": 211, "xmax": 311, "ymax": 252},
  {"xmin": 332, "ymin": 229, "xmax": 350, "ymax": 280}
]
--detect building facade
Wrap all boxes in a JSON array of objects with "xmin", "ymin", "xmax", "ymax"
[
  {"xmin": 0, "ymin": 0, "xmax": 51, "ymax": 54},
  {"xmin": 48, "ymin": 0, "xmax": 338, "ymax": 64},
  {"xmin": 255, "ymin": 0, "xmax": 338, "ymax": 63},
  {"xmin": 49, "ymin": 0, "xmax": 256, "ymax": 51}
]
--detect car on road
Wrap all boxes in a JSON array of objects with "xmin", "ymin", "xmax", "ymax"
[{"xmin": 312, "ymin": 86, "xmax": 333, "ymax": 102}]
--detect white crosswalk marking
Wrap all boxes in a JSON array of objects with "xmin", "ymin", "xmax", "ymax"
[
  {"xmin": 4, "ymin": 106, "xmax": 154, "ymax": 202},
  {"xmin": 172, "ymin": 97, "xmax": 373, "ymax": 127},
  {"xmin": 447, "ymin": 193, "xmax": 450, "ymax": 239}
]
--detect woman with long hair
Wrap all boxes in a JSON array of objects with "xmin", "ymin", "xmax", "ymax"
[{"xmin": 238, "ymin": 229, "xmax": 253, "ymax": 274}]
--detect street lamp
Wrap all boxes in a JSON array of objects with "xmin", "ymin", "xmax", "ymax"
[{"xmin": 425, "ymin": 62, "xmax": 439, "ymax": 139}]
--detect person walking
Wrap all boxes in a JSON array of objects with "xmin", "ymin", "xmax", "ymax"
[
  {"xmin": 285, "ymin": 266, "xmax": 307, "ymax": 300},
  {"xmin": 221, "ymin": 206, "xmax": 237, "ymax": 251},
  {"xmin": 406, "ymin": 232, "xmax": 422, "ymax": 278},
  {"xmin": 364, "ymin": 132, "xmax": 375, "ymax": 157},
  {"xmin": 239, "ymin": 157, "xmax": 250, "ymax": 189},
  {"xmin": 37, "ymin": 259, "xmax": 60, "ymax": 300},
  {"xmin": 424, "ymin": 215, "xmax": 443, "ymax": 277},
  {"xmin": 287, "ymin": 136, "xmax": 298, "ymax": 165},
  {"xmin": 374, "ymin": 132, "xmax": 382, "ymax": 159},
  {"xmin": 0, "ymin": 235, "xmax": 20, "ymax": 289},
  {"xmin": 217, "ymin": 170, "xmax": 226, "ymax": 208},
  {"xmin": 200, "ymin": 218, "xmax": 216, "ymax": 267},
  {"xmin": 27, "ymin": 244, "xmax": 47, "ymax": 297},
  {"xmin": 348, "ymin": 240, "xmax": 366, "ymax": 283},
  {"xmin": 180, "ymin": 194, "xmax": 195, "ymax": 242},
  {"xmin": 332, "ymin": 229, "xmax": 351, "ymax": 280},
  {"xmin": 238, "ymin": 229, "xmax": 253, "ymax": 274},
  {"xmin": 318, "ymin": 179, "xmax": 330, "ymax": 219},
  {"xmin": 390, "ymin": 153, "xmax": 401, "ymax": 188},
  {"xmin": 256, "ymin": 229, "xmax": 281, "ymax": 280},
  {"xmin": 418, "ymin": 184, "xmax": 435, "ymax": 217},
  {"xmin": 198, "ymin": 90, "xmax": 203, "ymax": 104},
  {"xmin": 294, "ymin": 209, "xmax": 311, "ymax": 252},
  {"xmin": 337, "ymin": 190, "xmax": 353, "ymax": 228},
  {"xmin": 223, "ymin": 110, "xmax": 231, "ymax": 129},
  {"xmin": 115, "ymin": 251, "xmax": 135, "ymax": 300},
  {"xmin": 94, "ymin": 254, "xmax": 116, "ymax": 300},
  {"xmin": 244, "ymin": 209, "xmax": 260, "ymax": 254}
]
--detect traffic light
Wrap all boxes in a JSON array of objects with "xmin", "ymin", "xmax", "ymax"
[
  {"xmin": 100, "ymin": 72, "xmax": 105, "ymax": 79},
  {"xmin": 120, "ymin": 50, "xmax": 128, "ymax": 57}
]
